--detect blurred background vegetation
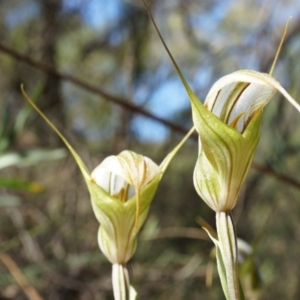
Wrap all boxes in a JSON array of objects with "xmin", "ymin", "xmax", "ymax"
[{"xmin": 0, "ymin": 0, "xmax": 300, "ymax": 299}]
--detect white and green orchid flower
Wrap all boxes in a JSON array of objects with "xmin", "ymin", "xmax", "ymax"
[
  {"xmin": 190, "ymin": 69, "xmax": 300, "ymax": 300},
  {"xmin": 190, "ymin": 70, "xmax": 298, "ymax": 215},
  {"xmin": 90, "ymin": 150, "xmax": 161, "ymax": 265},
  {"xmin": 90, "ymin": 150, "xmax": 162, "ymax": 300},
  {"xmin": 143, "ymin": 2, "xmax": 300, "ymax": 299},
  {"xmin": 22, "ymin": 85, "xmax": 194, "ymax": 300},
  {"xmin": 142, "ymin": 2, "xmax": 300, "ymax": 216},
  {"xmin": 193, "ymin": 70, "xmax": 277, "ymax": 212}
]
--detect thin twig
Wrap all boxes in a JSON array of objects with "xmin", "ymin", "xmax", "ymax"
[
  {"xmin": 0, "ymin": 43, "xmax": 188, "ymax": 136},
  {"xmin": 252, "ymin": 162, "xmax": 300, "ymax": 190},
  {"xmin": 0, "ymin": 252, "xmax": 44, "ymax": 300}
]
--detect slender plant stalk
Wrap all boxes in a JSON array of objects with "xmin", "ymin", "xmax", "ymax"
[
  {"xmin": 112, "ymin": 264, "xmax": 130, "ymax": 300},
  {"xmin": 216, "ymin": 212, "xmax": 240, "ymax": 300}
]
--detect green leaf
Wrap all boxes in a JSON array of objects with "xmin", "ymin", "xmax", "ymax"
[
  {"xmin": 0, "ymin": 178, "xmax": 44, "ymax": 193},
  {"xmin": 0, "ymin": 148, "xmax": 67, "ymax": 170}
]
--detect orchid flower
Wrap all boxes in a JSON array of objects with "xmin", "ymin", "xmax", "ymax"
[
  {"xmin": 22, "ymin": 85, "xmax": 193, "ymax": 300},
  {"xmin": 90, "ymin": 151, "xmax": 161, "ymax": 265},
  {"xmin": 193, "ymin": 70, "xmax": 278, "ymax": 213},
  {"xmin": 190, "ymin": 69, "xmax": 300, "ymax": 298},
  {"xmin": 142, "ymin": 2, "xmax": 300, "ymax": 299},
  {"xmin": 190, "ymin": 71, "xmax": 300, "ymax": 300}
]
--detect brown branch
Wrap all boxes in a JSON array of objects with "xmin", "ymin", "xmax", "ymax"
[
  {"xmin": 0, "ymin": 43, "xmax": 300, "ymax": 191},
  {"xmin": 252, "ymin": 162, "xmax": 300, "ymax": 190},
  {"xmin": 0, "ymin": 43, "xmax": 188, "ymax": 136}
]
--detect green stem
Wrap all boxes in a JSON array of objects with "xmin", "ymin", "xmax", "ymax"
[
  {"xmin": 112, "ymin": 264, "xmax": 130, "ymax": 300},
  {"xmin": 216, "ymin": 212, "xmax": 240, "ymax": 300}
]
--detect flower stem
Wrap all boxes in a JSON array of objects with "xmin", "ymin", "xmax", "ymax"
[
  {"xmin": 112, "ymin": 264, "xmax": 130, "ymax": 300},
  {"xmin": 216, "ymin": 212, "xmax": 240, "ymax": 300}
]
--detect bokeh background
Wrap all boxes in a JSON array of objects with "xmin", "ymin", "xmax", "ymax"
[{"xmin": 1, "ymin": 0, "xmax": 300, "ymax": 299}]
